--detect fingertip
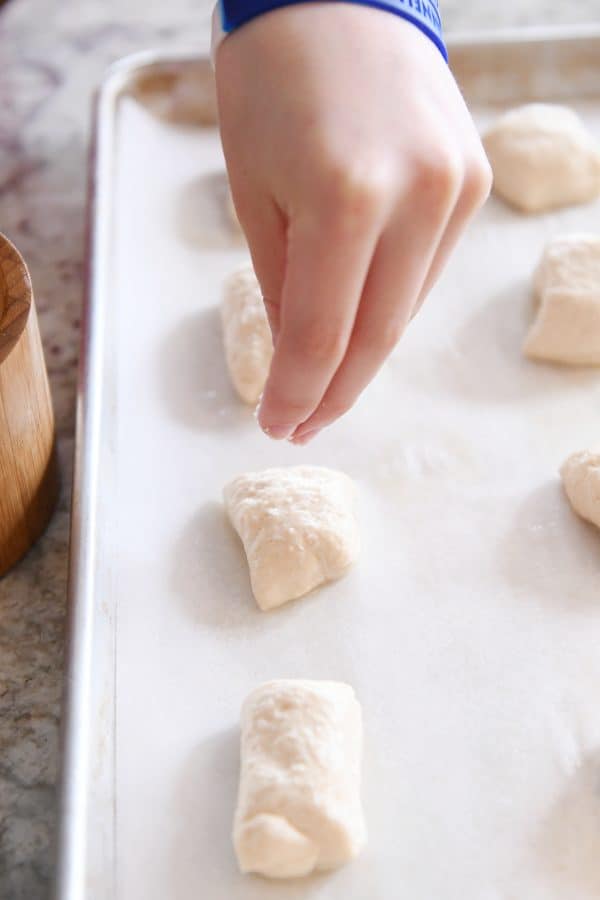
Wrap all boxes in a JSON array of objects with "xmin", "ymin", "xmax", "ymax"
[
  {"xmin": 290, "ymin": 427, "xmax": 323, "ymax": 446},
  {"xmin": 262, "ymin": 423, "xmax": 297, "ymax": 441},
  {"xmin": 256, "ymin": 396, "xmax": 297, "ymax": 441}
]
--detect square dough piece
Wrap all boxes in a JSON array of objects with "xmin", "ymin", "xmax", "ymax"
[
  {"xmin": 483, "ymin": 104, "xmax": 600, "ymax": 213},
  {"xmin": 223, "ymin": 465, "xmax": 360, "ymax": 611},
  {"xmin": 233, "ymin": 679, "xmax": 366, "ymax": 879},
  {"xmin": 523, "ymin": 234, "xmax": 600, "ymax": 365},
  {"xmin": 561, "ymin": 450, "xmax": 600, "ymax": 529},
  {"xmin": 221, "ymin": 267, "xmax": 272, "ymax": 405}
]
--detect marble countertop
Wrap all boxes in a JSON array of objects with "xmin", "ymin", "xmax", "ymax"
[{"xmin": 1, "ymin": 1, "xmax": 600, "ymax": 897}]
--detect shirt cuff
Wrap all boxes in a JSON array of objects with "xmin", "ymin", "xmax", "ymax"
[{"xmin": 211, "ymin": 0, "xmax": 447, "ymax": 63}]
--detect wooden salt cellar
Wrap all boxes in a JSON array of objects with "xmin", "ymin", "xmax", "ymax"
[{"xmin": 0, "ymin": 233, "xmax": 59, "ymax": 576}]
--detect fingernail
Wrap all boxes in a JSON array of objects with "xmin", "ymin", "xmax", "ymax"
[
  {"xmin": 256, "ymin": 395, "xmax": 296, "ymax": 440},
  {"xmin": 291, "ymin": 427, "xmax": 322, "ymax": 445},
  {"xmin": 262, "ymin": 423, "xmax": 297, "ymax": 440}
]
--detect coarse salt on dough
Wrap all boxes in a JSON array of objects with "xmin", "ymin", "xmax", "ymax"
[
  {"xmin": 233, "ymin": 679, "xmax": 366, "ymax": 879},
  {"xmin": 221, "ymin": 266, "xmax": 272, "ymax": 405},
  {"xmin": 483, "ymin": 104, "xmax": 600, "ymax": 213},
  {"xmin": 561, "ymin": 450, "xmax": 600, "ymax": 529},
  {"xmin": 223, "ymin": 466, "xmax": 360, "ymax": 611},
  {"xmin": 523, "ymin": 234, "xmax": 600, "ymax": 365}
]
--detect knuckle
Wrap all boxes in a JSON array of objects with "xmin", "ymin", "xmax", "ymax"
[
  {"xmin": 321, "ymin": 155, "xmax": 390, "ymax": 223},
  {"xmin": 412, "ymin": 145, "xmax": 463, "ymax": 209},
  {"xmin": 294, "ymin": 322, "xmax": 346, "ymax": 364},
  {"xmin": 354, "ymin": 318, "xmax": 404, "ymax": 358},
  {"xmin": 462, "ymin": 154, "xmax": 493, "ymax": 210}
]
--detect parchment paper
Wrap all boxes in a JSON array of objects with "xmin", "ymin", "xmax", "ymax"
[{"xmin": 106, "ymin": 86, "xmax": 600, "ymax": 899}]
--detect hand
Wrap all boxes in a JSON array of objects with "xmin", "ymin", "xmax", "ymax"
[{"xmin": 215, "ymin": 3, "xmax": 492, "ymax": 442}]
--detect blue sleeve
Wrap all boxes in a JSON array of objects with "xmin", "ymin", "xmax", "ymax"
[{"xmin": 217, "ymin": 0, "xmax": 447, "ymax": 62}]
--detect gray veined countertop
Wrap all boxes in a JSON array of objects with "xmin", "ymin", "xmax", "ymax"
[{"xmin": 1, "ymin": 1, "xmax": 600, "ymax": 898}]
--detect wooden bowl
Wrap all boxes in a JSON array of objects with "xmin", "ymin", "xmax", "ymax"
[{"xmin": 0, "ymin": 233, "xmax": 60, "ymax": 575}]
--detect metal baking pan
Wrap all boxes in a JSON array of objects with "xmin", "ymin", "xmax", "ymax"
[{"xmin": 56, "ymin": 28, "xmax": 600, "ymax": 900}]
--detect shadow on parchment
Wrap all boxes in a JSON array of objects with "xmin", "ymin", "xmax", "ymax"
[
  {"xmin": 170, "ymin": 727, "xmax": 350, "ymax": 900},
  {"xmin": 499, "ymin": 480, "xmax": 600, "ymax": 612},
  {"xmin": 169, "ymin": 501, "xmax": 340, "ymax": 633},
  {"xmin": 157, "ymin": 307, "xmax": 251, "ymax": 431},
  {"xmin": 174, "ymin": 170, "xmax": 245, "ymax": 250},
  {"xmin": 399, "ymin": 281, "xmax": 599, "ymax": 405},
  {"xmin": 535, "ymin": 750, "xmax": 600, "ymax": 897},
  {"xmin": 169, "ymin": 500, "xmax": 260, "ymax": 632},
  {"xmin": 169, "ymin": 726, "xmax": 241, "ymax": 900}
]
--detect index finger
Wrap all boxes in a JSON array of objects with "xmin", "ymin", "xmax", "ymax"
[{"xmin": 257, "ymin": 190, "xmax": 382, "ymax": 440}]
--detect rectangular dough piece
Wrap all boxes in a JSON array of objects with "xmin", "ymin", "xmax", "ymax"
[
  {"xmin": 233, "ymin": 680, "xmax": 366, "ymax": 879},
  {"xmin": 221, "ymin": 267, "xmax": 272, "ymax": 405}
]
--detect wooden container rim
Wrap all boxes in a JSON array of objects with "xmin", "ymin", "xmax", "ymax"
[{"xmin": 0, "ymin": 232, "xmax": 33, "ymax": 367}]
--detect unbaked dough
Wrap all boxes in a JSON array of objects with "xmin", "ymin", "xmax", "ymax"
[
  {"xmin": 483, "ymin": 104, "xmax": 600, "ymax": 213},
  {"xmin": 168, "ymin": 66, "xmax": 218, "ymax": 125},
  {"xmin": 223, "ymin": 466, "xmax": 360, "ymax": 611},
  {"xmin": 221, "ymin": 266, "xmax": 272, "ymax": 404},
  {"xmin": 523, "ymin": 234, "xmax": 600, "ymax": 365},
  {"xmin": 233, "ymin": 679, "xmax": 366, "ymax": 879},
  {"xmin": 561, "ymin": 450, "xmax": 600, "ymax": 529}
]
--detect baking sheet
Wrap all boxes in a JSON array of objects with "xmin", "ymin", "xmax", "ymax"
[{"xmin": 58, "ymin": 33, "xmax": 600, "ymax": 900}]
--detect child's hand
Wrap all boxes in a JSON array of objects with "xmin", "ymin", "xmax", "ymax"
[{"xmin": 215, "ymin": 3, "xmax": 492, "ymax": 442}]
